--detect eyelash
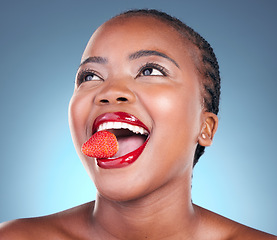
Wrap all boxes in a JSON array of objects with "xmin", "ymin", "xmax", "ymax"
[
  {"xmin": 76, "ymin": 62, "xmax": 168, "ymax": 85},
  {"xmin": 137, "ymin": 62, "xmax": 168, "ymax": 77},
  {"xmin": 76, "ymin": 68, "xmax": 102, "ymax": 85}
]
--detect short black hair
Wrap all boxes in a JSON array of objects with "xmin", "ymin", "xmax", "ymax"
[{"xmin": 115, "ymin": 9, "xmax": 221, "ymax": 167}]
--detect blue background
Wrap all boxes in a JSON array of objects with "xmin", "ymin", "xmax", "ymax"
[{"xmin": 0, "ymin": 0, "xmax": 276, "ymax": 235}]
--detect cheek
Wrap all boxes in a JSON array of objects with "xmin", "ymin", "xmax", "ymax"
[
  {"xmin": 68, "ymin": 92, "xmax": 93, "ymax": 148},
  {"xmin": 152, "ymin": 93, "xmax": 174, "ymax": 112},
  {"xmin": 142, "ymin": 84, "xmax": 201, "ymax": 129},
  {"xmin": 139, "ymin": 84, "xmax": 202, "ymax": 162}
]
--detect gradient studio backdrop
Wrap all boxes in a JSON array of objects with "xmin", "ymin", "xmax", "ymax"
[{"xmin": 0, "ymin": 0, "xmax": 276, "ymax": 235}]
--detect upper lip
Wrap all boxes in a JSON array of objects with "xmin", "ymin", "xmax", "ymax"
[{"xmin": 92, "ymin": 112, "xmax": 150, "ymax": 134}]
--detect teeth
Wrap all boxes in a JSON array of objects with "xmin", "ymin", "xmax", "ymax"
[
  {"xmin": 97, "ymin": 121, "xmax": 148, "ymax": 135},
  {"xmin": 122, "ymin": 123, "xmax": 128, "ymax": 129},
  {"xmin": 106, "ymin": 122, "xmax": 114, "ymax": 129},
  {"xmin": 134, "ymin": 126, "xmax": 140, "ymax": 134},
  {"xmin": 114, "ymin": 122, "xmax": 121, "ymax": 129}
]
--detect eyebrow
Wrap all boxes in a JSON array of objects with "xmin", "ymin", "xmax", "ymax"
[
  {"xmin": 79, "ymin": 56, "xmax": 108, "ymax": 68},
  {"xmin": 128, "ymin": 50, "xmax": 179, "ymax": 68},
  {"xmin": 78, "ymin": 50, "xmax": 179, "ymax": 69}
]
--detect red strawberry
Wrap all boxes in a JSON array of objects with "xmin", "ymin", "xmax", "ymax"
[{"xmin": 81, "ymin": 130, "xmax": 118, "ymax": 158}]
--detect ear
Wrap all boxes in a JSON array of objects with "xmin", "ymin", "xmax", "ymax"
[{"xmin": 198, "ymin": 112, "xmax": 218, "ymax": 147}]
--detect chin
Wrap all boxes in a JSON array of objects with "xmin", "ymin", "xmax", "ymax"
[
  {"xmin": 90, "ymin": 165, "xmax": 157, "ymax": 203},
  {"xmin": 95, "ymin": 180, "xmax": 153, "ymax": 203}
]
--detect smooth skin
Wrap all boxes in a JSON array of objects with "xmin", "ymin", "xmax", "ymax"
[{"xmin": 1, "ymin": 16, "xmax": 276, "ymax": 240}]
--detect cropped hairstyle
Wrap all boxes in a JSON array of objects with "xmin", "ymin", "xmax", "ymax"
[{"xmin": 115, "ymin": 9, "xmax": 221, "ymax": 167}]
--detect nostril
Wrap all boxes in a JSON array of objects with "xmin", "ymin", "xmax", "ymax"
[
  {"xmin": 100, "ymin": 99, "xmax": 109, "ymax": 104},
  {"xmin": 116, "ymin": 97, "xmax": 128, "ymax": 102},
  {"xmin": 97, "ymin": 97, "xmax": 129, "ymax": 105}
]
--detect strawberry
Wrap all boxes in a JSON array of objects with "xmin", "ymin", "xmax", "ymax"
[{"xmin": 81, "ymin": 130, "xmax": 118, "ymax": 158}]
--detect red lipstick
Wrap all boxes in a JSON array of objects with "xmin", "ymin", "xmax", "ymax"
[
  {"xmin": 92, "ymin": 112, "xmax": 149, "ymax": 133},
  {"xmin": 96, "ymin": 138, "xmax": 149, "ymax": 169},
  {"xmin": 92, "ymin": 112, "xmax": 149, "ymax": 169}
]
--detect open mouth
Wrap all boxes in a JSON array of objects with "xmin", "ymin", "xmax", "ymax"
[
  {"xmin": 90, "ymin": 112, "xmax": 150, "ymax": 169},
  {"xmin": 97, "ymin": 122, "xmax": 148, "ymax": 158}
]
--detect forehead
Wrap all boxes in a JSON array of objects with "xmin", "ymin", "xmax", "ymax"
[{"xmin": 82, "ymin": 16, "xmax": 194, "ymax": 66}]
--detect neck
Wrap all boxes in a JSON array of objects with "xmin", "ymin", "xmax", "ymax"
[{"xmin": 91, "ymin": 174, "xmax": 199, "ymax": 239}]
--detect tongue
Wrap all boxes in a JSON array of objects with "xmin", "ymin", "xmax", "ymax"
[{"xmin": 113, "ymin": 135, "xmax": 146, "ymax": 158}]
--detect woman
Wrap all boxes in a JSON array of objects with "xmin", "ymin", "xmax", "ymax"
[{"xmin": 1, "ymin": 9, "xmax": 276, "ymax": 240}]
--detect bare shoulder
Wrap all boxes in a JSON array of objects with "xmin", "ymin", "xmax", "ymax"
[
  {"xmin": 0, "ymin": 201, "xmax": 95, "ymax": 240},
  {"xmin": 195, "ymin": 205, "xmax": 277, "ymax": 240}
]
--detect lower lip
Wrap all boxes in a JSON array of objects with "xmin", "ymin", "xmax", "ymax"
[{"xmin": 96, "ymin": 138, "xmax": 149, "ymax": 169}]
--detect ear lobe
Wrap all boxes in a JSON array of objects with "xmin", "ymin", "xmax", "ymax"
[{"xmin": 198, "ymin": 112, "xmax": 218, "ymax": 147}]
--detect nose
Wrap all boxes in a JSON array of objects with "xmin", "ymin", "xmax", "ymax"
[{"xmin": 94, "ymin": 80, "xmax": 136, "ymax": 105}]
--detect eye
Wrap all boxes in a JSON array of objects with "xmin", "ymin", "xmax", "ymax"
[
  {"xmin": 137, "ymin": 63, "xmax": 168, "ymax": 78},
  {"xmin": 141, "ymin": 68, "xmax": 163, "ymax": 76},
  {"xmin": 76, "ymin": 69, "xmax": 102, "ymax": 85},
  {"xmin": 83, "ymin": 73, "xmax": 101, "ymax": 81}
]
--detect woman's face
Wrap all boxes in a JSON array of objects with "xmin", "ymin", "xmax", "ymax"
[{"xmin": 69, "ymin": 16, "xmax": 206, "ymax": 201}]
